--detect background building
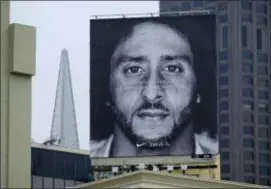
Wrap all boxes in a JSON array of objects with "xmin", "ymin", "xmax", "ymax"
[{"xmin": 160, "ymin": 0, "xmax": 270, "ymax": 186}]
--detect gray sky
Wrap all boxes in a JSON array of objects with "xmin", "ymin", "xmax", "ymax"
[{"xmin": 10, "ymin": 1, "xmax": 159, "ymax": 150}]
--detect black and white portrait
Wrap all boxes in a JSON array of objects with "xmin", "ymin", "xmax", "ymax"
[{"xmin": 89, "ymin": 15, "xmax": 218, "ymax": 158}]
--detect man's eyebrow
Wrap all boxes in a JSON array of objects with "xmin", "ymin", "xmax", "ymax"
[
  {"xmin": 116, "ymin": 55, "xmax": 148, "ymax": 65},
  {"xmin": 161, "ymin": 55, "xmax": 191, "ymax": 64}
]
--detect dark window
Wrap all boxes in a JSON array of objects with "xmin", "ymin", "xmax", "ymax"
[
  {"xmin": 244, "ymin": 164, "xmax": 255, "ymax": 173},
  {"xmin": 242, "ymin": 50, "xmax": 252, "ymax": 60},
  {"xmin": 243, "ymin": 126, "xmax": 254, "ymax": 135},
  {"xmin": 243, "ymin": 112, "xmax": 254, "ymax": 123},
  {"xmin": 243, "ymin": 100, "xmax": 253, "ymax": 110},
  {"xmin": 257, "ymin": 29, "xmax": 263, "ymax": 50},
  {"xmin": 242, "ymin": 88, "xmax": 253, "ymax": 98},
  {"xmin": 259, "ymin": 178, "xmax": 269, "ymax": 186},
  {"xmin": 219, "ymin": 14, "xmax": 228, "ymax": 23},
  {"xmin": 259, "ymin": 141, "xmax": 269, "ymax": 150},
  {"xmin": 259, "ymin": 153, "xmax": 269, "ymax": 163},
  {"xmin": 222, "ymin": 27, "xmax": 228, "ymax": 48},
  {"xmin": 257, "ymin": 53, "xmax": 268, "ymax": 62},
  {"xmin": 241, "ymin": 0, "xmax": 252, "ymax": 10},
  {"xmin": 218, "ymin": 2, "xmax": 227, "ymax": 11},
  {"xmin": 256, "ymin": 4, "xmax": 267, "ymax": 14},
  {"xmin": 258, "ymin": 78, "xmax": 268, "ymax": 88},
  {"xmin": 242, "ymin": 76, "xmax": 253, "ymax": 85},
  {"xmin": 241, "ymin": 26, "xmax": 247, "ymax": 47},
  {"xmin": 220, "ymin": 101, "xmax": 228, "ymax": 111},
  {"xmin": 64, "ymin": 154, "xmax": 76, "ymax": 182},
  {"xmin": 222, "ymin": 176, "xmax": 230, "ymax": 181},
  {"xmin": 244, "ymin": 151, "xmax": 255, "ymax": 161},
  {"xmin": 220, "ymin": 114, "xmax": 229, "ymax": 123},
  {"xmin": 244, "ymin": 176, "xmax": 255, "ymax": 184},
  {"xmin": 220, "ymin": 126, "xmax": 229, "ymax": 136},
  {"xmin": 221, "ymin": 151, "xmax": 230, "ymax": 160},
  {"xmin": 258, "ymin": 128, "xmax": 269, "ymax": 138},
  {"xmin": 219, "ymin": 50, "xmax": 228, "ymax": 60},
  {"xmin": 241, "ymin": 13, "xmax": 252, "ymax": 22},
  {"xmin": 220, "ymin": 89, "xmax": 229, "ymax": 98},
  {"xmin": 259, "ymin": 166, "xmax": 269, "ymax": 176},
  {"xmin": 54, "ymin": 151, "xmax": 65, "ymax": 179},
  {"xmin": 256, "ymin": 16, "xmax": 267, "ymax": 25},
  {"xmin": 31, "ymin": 148, "xmax": 43, "ymax": 176},
  {"xmin": 242, "ymin": 63, "xmax": 253, "ymax": 73},
  {"xmin": 219, "ymin": 77, "xmax": 228, "ymax": 85},
  {"xmin": 221, "ymin": 164, "xmax": 230, "ymax": 173},
  {"xmin": 243, "ymin": 139, "xmax": 255, "ymax": 148},
  {"xmin": 259, "ymin": 115, "xmax": 269, "ymax": 125},
  {"xmin": 220, "ymin": 64, "xmax": 228, "ymax": 73},
  {"xmin": 221, "ymin": 139, "xmax": 229, "ymax": 148},
  {"xmin": 258, "ymin": 91, "xmax": 268, "ymax": 100},
  {"xmin": 75, "ymin": 155, "xmax": 91, "ymax": 182},
  {"xmin": 258, "ymin": 65, "xmax": 268, "ymax": 75},
  {"xmin": 193, "ymin": 1, "xmax": 203, "ymax": 7},
  {"xmin": 258, "ymin": 103, "xmax": 268, "ymax": 113},
  {"xmin": 182, "ymin": 2, "xmax": 191, "ymax": 11},
  {"xmin": 42, "ymin": 150, "xmax": 54, "ymax": 177}
]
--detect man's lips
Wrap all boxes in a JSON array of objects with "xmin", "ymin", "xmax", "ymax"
[{"xmin": 137, "ymin": 109, "xmax": 170, "ymax": 119}]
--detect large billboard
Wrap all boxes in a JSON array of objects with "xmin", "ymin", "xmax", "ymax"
[{"xmin": 90, "ymin": 15, "xmax": 218, "ymax": 158}]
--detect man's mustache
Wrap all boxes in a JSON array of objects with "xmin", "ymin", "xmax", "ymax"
[{"xmin": 136, "ymin": 101, "xmax": 170, "ymax": 113}]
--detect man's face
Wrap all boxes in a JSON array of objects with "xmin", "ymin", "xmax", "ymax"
[{"xmin": 110, "ymin": 22, "xmax": 196, "ymax": 144}]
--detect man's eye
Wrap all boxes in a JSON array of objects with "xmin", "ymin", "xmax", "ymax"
[
  {"xmin": 125, "ymin": 66, "xmax": 143, "ymax": 74},
  {"xmin": 163, "ymin": 65, "xmax": 182, "ymax": 73}
]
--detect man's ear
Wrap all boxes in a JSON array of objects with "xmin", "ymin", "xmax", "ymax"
[{"xmin": 196, "ymin": 94, "xmax": 200, "ymax": 104}]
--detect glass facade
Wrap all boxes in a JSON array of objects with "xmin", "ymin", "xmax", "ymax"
[{"xmin": 31, "ymin": 147, "xmax": 93, "ymax": 188}]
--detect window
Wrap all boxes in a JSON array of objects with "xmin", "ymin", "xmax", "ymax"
[
  {"xmin": 243, "ymin": 112, "xmax": 254, "ymax": 123},
  {"xmin": 244, "ymin": 164, "xmax": 255, "ymax": 173},
  {"xmin": 258, "ymin": 91, "xmax": 268, "ymax": 100},
  {"xmin": 182, "ymin": 2, "xmax": 191, "ymax": 11},
  {"xmin": 221, "ymin": 139, "xmax": 229, "ymax": 148},
  {"xmin": 259, "ymin": 166, "xmax": 269, "ymax": 176},
  {"xmin": 221, "ymin": 151, "xmax": 230, "ymax": 161},
  {"xmin": 220, "ymin": 89, "xmax": 229, "ymax": 98},
  {"xmin": 243, "ymin": 139, "xmax": 254, "ymax": 148},
  {"xmin": 259, "ymin": 153, "xmax": 269, "ymax": 163},
  {"xmin": 220, "ymin": 77, "xmax": 229, "ymax": 85},
  {"xmin": 220, "ymin": 101, "xmax": 229, "ymax": 111},
  {"xmin": 219, "ymin": 14, "xmax": 228, "ymax": 23},
  {"xmin": 244, "ymin": 176, "xmax": 255, "ymax": 184},
  {"xmin": 257, "ymin": 53, "xmax": 268, "ymax": 62},
  {"xmin": 258, "ymin": 103, "xmax": 268, "ymax": 113},
  {"xmin": 257, "ymin": 29, "xmax": 263, "ymax": 50},
  {"xmin": 242, "ymin": 63, "xmax": 253, "ymax": 73},
  {"xmin": 244, "ymin": 151, "xmax": 255, "ymax": 161},
  {"xmin": 241, "ymin": 13, "xmax": 252, "ymax": 22},
  {"xmin": 220, "ymin": 126, "xmax": 229, "ymax": 136},
  {"xmin": 193, "ymin": 1, "xmax": 203, "ymax": 7},
  {"xmin": 241, "ymin": 26, "xmax": 247, "ymax": 47},
  {"xmin": 259, "ymin": 115, "xmax": 269, "ymax": 125},
  {"xmin": 243, "ymin": 126, "xmax": 254, "ymax": 135},
  {"xmin": 42, "ymin": 150, "xmax": 54, "ymax": 177},
  {"xmin": 259, "ymin": 141, "xmax": 269, "ymax": 150},
  {"xmin": 218, "ymin": 2, "xmax": 227, "ymax": 11},
  {"xmin": 243, "ymin": 100, "xmax": 253, "ymax": 110},
  {"xmin": 221, "ymin": 164, "xmax": 230, "ymax": 173},
  {"xmin": 256, "ymin": 16, "xmax": 267, "ymax": 25},
  {"xmin": 64, "ymin": 154, "xmax": 75, "ymax": 182},
  {"xmin": 219, "ymin": 50, "xmax": 228, "ymax": 60},
  {"xmin": 222, "ymin": 27, "xmax": 228, "ymax": 48},
  {"xmin": 242, "ymin": 88, "xmax": 253, "ymax": 98},
  {"xmin": 259, "ymin": 178, "xmax": 269, "ymax": 186},
  {"xmin": 256, "ymin": 4, "xmax": 267, "ymax": 14},
  {"xmin": 241, "ymin": 0, "xmax": 252, "ymax": 10},
  {"xmin": 222, "ymin": 176, "xmax": 230, "ymax": 181},
  {"xmin": 54, "ymin": 151, "xmax": 65, "ymax": 179},
  {"xmin": 220, "ymin": 64, "xmax": 228, "ymax": 73},
  {"xmin": 220, "ymin": 114, "xmax": 229, "ymax": 123},
  {"xmin": 243, "ymin": 50, "xmax": 253, "ymax": 60},
  {"xmin": 258, "ymin": 128, "xmax": 269, "ymax": 138},
  {"xmin": 242, "ymin": 76, "xmax": 253, "ymax": 86},
  {"xmin": 32, "ymin": 148, "xmax": 43, "ymax": 176},
  {"xmin": 258, "ymin": 78, "xmax": 268, "ymax": 88},
  {"xmin": 258, "ymin": 65, "xmax": 268, "ymax": 75}
]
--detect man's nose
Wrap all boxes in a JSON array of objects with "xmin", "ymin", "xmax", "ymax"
[{"xmin": 141, "ymin": 78, "xmax": 165, "ymax": 103}]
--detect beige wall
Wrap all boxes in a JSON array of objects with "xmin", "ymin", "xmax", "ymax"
[{"xmin": 1, "ymin": 1, "xmax": 36, "ymax": 188}]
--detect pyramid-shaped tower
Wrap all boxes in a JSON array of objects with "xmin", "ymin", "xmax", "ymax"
[{"xmin": 46, "ymin": 49, "xmax": 79, "ymax": 149}]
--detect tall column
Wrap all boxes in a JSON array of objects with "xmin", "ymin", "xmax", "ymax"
[{"xmin": 1, "ymin": 1, "xmax": 36, "ymax": 187}]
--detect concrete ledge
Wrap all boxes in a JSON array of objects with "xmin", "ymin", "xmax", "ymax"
[{"xmin": 9, "ymin": 23, "xmax": 36, "ymax": 76}]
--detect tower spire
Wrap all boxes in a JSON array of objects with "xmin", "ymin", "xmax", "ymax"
[{"xmin": 45, "ymin": 49, "xmax": 79, "ymax": 149}]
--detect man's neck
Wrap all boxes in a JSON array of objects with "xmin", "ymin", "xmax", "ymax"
[{"xmin": 111, "ymin": 124, "xmax": 194, "ymax": 157}]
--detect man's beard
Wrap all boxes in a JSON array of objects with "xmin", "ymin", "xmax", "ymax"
[{"xmin": 111, "ymin": 98, "xmax": 196, "ymax": 149}]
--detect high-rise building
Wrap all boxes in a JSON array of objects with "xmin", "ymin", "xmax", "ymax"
[
  {"xmin": 43, "ymin": 49, "xmax": 80, "ymax": 149},
  {"xmin": 160, "ymin": 0, "xmax": 270, "ymax": 186}
]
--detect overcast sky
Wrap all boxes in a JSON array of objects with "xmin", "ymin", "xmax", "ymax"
[{"xmin": 10, "ymin": 1, "xmax": 159, "ymax": 150}]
